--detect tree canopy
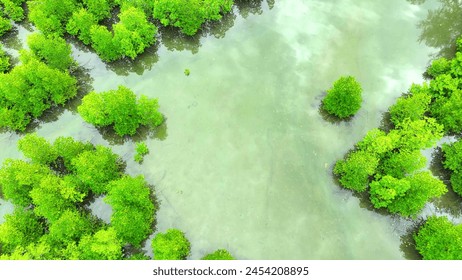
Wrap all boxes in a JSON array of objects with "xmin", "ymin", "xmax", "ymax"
[
  {"xmin": 0, "ymin": 135, "xmax": 156, "ymax": 259},
  {"xmin": 414, "ymin": 216, "xmax": 462, "ymax": 260},
  {"xmin": 78, "ymin": 85, "xmax": 163, "ymax": 136},
  {"xmin": 322, "ymin": 76, "xmax": 362, "ymax": 119},
  {"xmin": 152, "ymin": 229, "xmax": 191, "ymax": 260}
]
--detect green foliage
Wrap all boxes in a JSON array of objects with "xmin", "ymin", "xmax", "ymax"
[
  {"xmin": 47, "ymin": 210, "xmax": 94, "ymax": 245},
  {"xmin": 322, "ymin": 76, "xmax": 362, "ymax": 119},
  {"xmin": 0, "ymin": 58, "xmax": 77, "ymax": 131},
  {"xmin": 0, "ymin": 44, "xmax": 9, "ymax": 72},
  {"xmin": 389, "ymin": 84, "xmax": 431, "ymax": 126},
  {"xmin": 0, "ymin": 208, "xmax": 44, "ymax": 254},
  {"xmin": 71, "ymin": 145, "xmax": 121, "ymax": 194},
  {"xmin": 184, "ymin": 68, "xmax": 190, "ymax": 76},
  {"xmin": 28, "ymin": 0, "xmax": 78, "ymax": 35},
  {"xmin": 126, "ymin": 252, "xmax": 151, "ymax": 260},
  {"xmin": 427, "ymin": 57, "xmax": 451, "ymax": 78},
  {"xmin": 387, "ymin": 171, "xmax": 447, "ymax": 217},
  {"xmin": 134, "ymin": 142, "xmax": 149, "ymax": 163},
  {"xmin": 0, "ymin": 136, "xmax": 158, "ymax": 259},
  {"xmin": 429, "ymin": 74, "xmax": 459, "ymax": 99},
  {"xmin": 18, "ymin": 133, "xmax": 58, "ymax": 165},
  {"xmin": 153, "ymin": 0, "xmax": 233, "ymax": 35},
  {"xmin": 393, "ymin": 117, "xmax": 443, "ymax": 151},
  {"xmin": 414, "ymin": 216, "xmax": 462, "ymax": 260},
  {"xmin": 105, "ymin": 175, "xmax": 154, "ymax": 247},
  {"xmin": 113, "ymin": 6, "xmax": 157, "ymax": 59},
  {"xmin": 23, "ymin": 33, "xmax": 74, "ymax": 71},
  {"xmin": 1, "ymin": 0, "xmax": 25, "ymax": 21},
  {"xmin": 355, "ymin": 128, "xmax": 398, "ymax": 155},
  {"xmin": 90, "ymin": 6, "xmax": 156, "ymax": 61},
  {"xmin": 29, "ymin": 174, "xmax": 84, "ymax": 222},
  {"xmin": 0, "ymin": 159, "xmax": 50, "ymax": 206},
  {"xmin": 83, "ymin": 0, "xmax": 113, "ymax": 21},
  {"xmin": 201, "ymin": 249, "xmax": 235, "ymax": 260},
  {"xmin": 78, "ymin": 85, "xmax": 163, "ymax": 136},
  {"xmin": 75, "ymin": 228, "xmax": 123, "ymax": 260},
  {"xmin": 152, "ymin": 229, "xmax": 191, "ymax": 260},
  {"xmin": 378, "ymin": 150, "xmax": 427, "ymax": 179},
  {"xmin": 442, "ymin": 140, "xmax": 462, "ymax": 196},
  {"xmin": 430, "ymin": 89, "xmax": 462, "ymax": 133},
  {"xmin": 369, "ymin": 176, "xmax": 410, "ymax": 209},
  {"xmin": 66, "ymin": 8, "xmax": 98, "ymax": 45},
  {"xmin": 333, "ymin": 150, "xmax": 378, "ymax": 192},
  {"xmin": 0, "ymin": 15, "xmax": 11, "ymax": 36},
  {"xmin": 53, "ymin": 136, "xmax": 94, "ymax": 170},
  {"xmin": 115, "ymin": 0, "xmax": 154, "ymax": 13}
]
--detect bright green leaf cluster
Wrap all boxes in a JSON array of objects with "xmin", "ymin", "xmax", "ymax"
[
  {"xmin": 0, "ymin": 58, "xmax": 77, "ymax": 131},
  {"xmin": 105, "ymin": 175, "xmax": 155, "ymax": 247},
  {"xmin": 0, "ymin": 15, "xmax": 11, "ymax": 36},
  {"xmin": 0, "ymin": 135, "xmax": 156, "ymax": 259},
  {"xmin": 134, "ymin": 142, "xmax": 149, "ymax": 163},
  {"xmin": 28, "ymin": 0, "xmax": 79, "ymax": 36},
  {"xmin": 153, "ymin": 0, "xmax": 234, "ymax": 36},
  {"xmin": 335, "ymin": 115, "xmax": 445, "ymax": 216},
  {"xmin": 21, "ymin": 33, "xmax": 75, "ymax": 71},
  {"xmin": 0, "ymin": 0, "xmax": 26, "ymax": 22},
  {"xmin": 322, "ymin": 76, "xmax": 362, "ymax": 119},
  {"xmin": 201, "ymin": 249, "xmax": 235, "ymax": 260},
  {"xmin": 389, "ymin": 84, "xmax": 432, "ymax": 126},
  {"xmin": 414, "ymin": 216, "xmax": 462, "ymax": 260},
  {"xmin": 152, "ymin": 229, "xmax": 191, "ymax": 260},
  {"xmin": 90, "ymin": 6, "xmax": 157, "ymax": 61},
  {"xmin": 0, "ymin": 44, "xmax": 9, "ymax": 72},
  {"xmin": 78, "ymin": 85, "xmax": 163, "ymax": 136},
  {"xmin": 442, "ymin": 140, "xmax": 462, "ymax": 196}
]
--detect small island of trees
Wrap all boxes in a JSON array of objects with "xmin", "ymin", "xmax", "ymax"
[{"xmin": 322, "ymin": 75, "xmax": 362, "ymax": 119}]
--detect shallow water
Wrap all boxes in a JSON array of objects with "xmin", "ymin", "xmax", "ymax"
[{"xmin": 0, "ymin": 0, "xmax": 455, "ymax": 259}]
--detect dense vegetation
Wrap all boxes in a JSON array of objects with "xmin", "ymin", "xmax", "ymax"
[
  {"xmin": 0, "ymin": 33, "xmax": 77, "ymax": 131},
  {"xmin": 134, "ymin": 142, "xmax": 149, "ymax": 163},
  {"xmin": 322, "ymin": 76, "xmax": 362, "ymax": 119},
  {"xmin": 151, "ymin": 229, "xmax": 191, "ymax": 260},
  {"xmin": 17, "ymin": 0, "xmax": 237, "ymax": 62},
  {"xmin": 0, "ymin": 43, "xmax": 9, "ymax": 72},
  {"xmin": 0, "ymin": 134, "xmax": 155, "ymax": 259},
  {"xmin": 201, "ymin": 249, "xmax": 235, "ymax": 260},
  {"xmin": 78, "ymin": 85, "xmax": 164, "ymax": 137},
  {"xmin": 0, "ymin": 0, "xmax": 25, "ymax": 36},
  {"xmin": 414, "ymin": 216, "xmax": 462, "ymax": 260},
  {"xmin": 153, "ymin": 0, "xmax": 234, "ymax": 35},
  {"xmin": 0, "ymin": 0, "xmax": 251, "ymax": 260},
  {"xmin": 330, "ymin": 25, "xmax": 462, "ymax": 257}
]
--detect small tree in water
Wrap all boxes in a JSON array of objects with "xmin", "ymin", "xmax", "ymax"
[{"xmin": 322, "ymin": 76, "xmax": 362, "ymax": 119}]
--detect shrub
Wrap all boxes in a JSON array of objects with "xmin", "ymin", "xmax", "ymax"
[
  {"xmin": 78, "ymin": 85, "xmax": 163, "ymax": 136},
  {"xmin": 333, "ymin": 150, "xmax": 379, "ymax": 192},
  {"xmin": 201, "ymin": 249, "xmax": 234, "ymax": 260},
  {"xmin": 134, "ymin": 142, "xmax": 149, "ymax": 163},
  {"xmin": 322, "ymin": 76, "xmax": 362, "ymax": 119},
  {"xmin": 414, "ymin": 216, "xmax": 462, "ymax": 260},
  {"xmin": 152, "ymin": 229, "xmax": 191, "ymax": 260}
]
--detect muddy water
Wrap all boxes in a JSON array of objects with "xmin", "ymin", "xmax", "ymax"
[{"xmin": 0, "ymin": 0, "xmax": 452, "ymax": 259}]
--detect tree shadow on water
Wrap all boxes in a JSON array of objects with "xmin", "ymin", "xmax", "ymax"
[
  {"xmin": 399, "ymin": 219, "xmax": 425, "ymax": 260},
  {"xmin": 105, "ymin": 43, "xmax": 160, "ymax": 76},
  {"xmin": 98, "ymin": 121, "xmax": 169, "ymax": 146},
  {"xmin": 429, "ymin": 146, "xmax": 462, "ymax": 217},
  {"xmin": 409, "ymin": 0, "xmax": 462, "ymax": 58},
  {"xmin": 65, "ymin": 65, "xmax": 95, "ymax": 112},
  {"xmin": 317, "ymin": 100, "xmax": 355, "ymax": 125},
  {"xmin": 235, "ymin": 0, "xmax": 275, "ymax": 18}
]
